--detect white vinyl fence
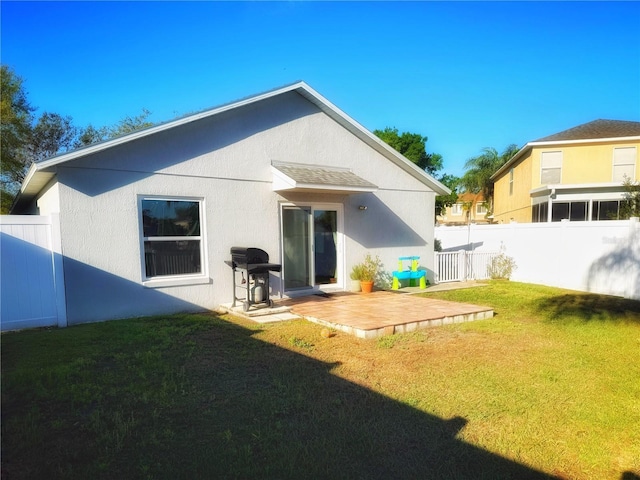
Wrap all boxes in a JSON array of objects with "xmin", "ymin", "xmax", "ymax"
[
  {"xmin": 0, "ymin": 214, "xmax": 67, "ymax": 331},
  {"xmin": 435, "ymin": 250, "xmax": 499, "ymax": 283},
  {"xmin": 434, "ymin": 218, "xmax": 640, "ymax": 300}
]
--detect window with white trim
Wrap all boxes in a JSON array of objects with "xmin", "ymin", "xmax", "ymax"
[
  {"xmin": 509, "ymin": 168, "xmax": 514, "ymax": 195},
  {"xmin": 592, "ymin": 200, "xmax": 622, "ymax": 221},
  {"xmin": 541, "ymin": 151, "xmax": 562, "ymax": 184},
  {"xmin": 140, "ymin": 197, "xmax": 204, "ymax": 279},
  {"xmin": 613, "ymin": 147, "xmax": 636, "ymax": 182},
  {"xmin": 476, "ymin": 203, "xmax": 487, "ymax": 215},
  {"xmin": 451, "ymin": 203, "xmax": 463, "ymax": 216},
  {"xmin": 532, "ymin": 202, "xmax": 549, "ymax": 223}
]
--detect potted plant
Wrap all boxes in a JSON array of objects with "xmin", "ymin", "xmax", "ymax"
[
  {"xmin": 349, "ymin": 264, "xmax": 364, "ymax": 292},
  {"xmin": 359, "ymin": 254, "xmax": 380, "ymax": 293}
]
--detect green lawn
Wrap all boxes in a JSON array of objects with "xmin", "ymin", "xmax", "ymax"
[{"xmin": 2, "ymin": 281, "xmax": 639, "ymax": 479}]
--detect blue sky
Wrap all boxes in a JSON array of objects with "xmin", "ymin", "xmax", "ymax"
[{"xmin": 2, "ymin": 1, "xmax": 639, "ymax": 177}]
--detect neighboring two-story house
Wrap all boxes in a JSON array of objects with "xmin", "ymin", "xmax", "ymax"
[
  {"xmin": 491, "ymin": 119, "xmax": 640, "ymax": 223},
  {"xmin": 437, "ymin": 192, "xmax": 489, "ymax": 225}
]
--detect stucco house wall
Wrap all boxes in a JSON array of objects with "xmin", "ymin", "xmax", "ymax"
[
  {"xmin": 492, "ymin": 120, "xmax": 640, "ymax": 224},
  {"xmin": 21, "ymin": 85, "xmax": 445, "ymax": 325},
  {"xmin": 493, "ymin": 152, "xmax": 533, "ymax": 223}
]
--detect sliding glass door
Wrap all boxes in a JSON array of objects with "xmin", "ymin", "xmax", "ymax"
[
  {"xmin": 313, "ymin": 210, "xmax": 338, "ymax": 285},
  {"xmin": 282, "ymin": 206, "xmax": 312, "ymax": 290},
  {"xmin": 281, "ymin": 204, "xmax": 342, "ymax": 291}
]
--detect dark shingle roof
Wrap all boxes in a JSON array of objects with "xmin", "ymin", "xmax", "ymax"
[{"xmin": 534, "ymin": 119, "xmax": 640, "ymax": 142}]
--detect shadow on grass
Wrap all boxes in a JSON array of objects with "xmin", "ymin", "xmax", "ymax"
[
  {"xmin": 621, "ymin": 471, "xmax": 640, "ymax": 480},
  {"xmin": 535, "ymin": 293, "xmax": 640, "ymax": 323},
  {"xmin": 163, "ymin": 317, "xmax": 558, "ymax": 479},
  {"xmin": 1, "ymin": 315, "xmax": 560, "ymax": 480}
]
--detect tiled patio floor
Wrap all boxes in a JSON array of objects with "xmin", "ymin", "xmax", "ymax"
[{"xmin": 279, "ymin": 291, "xmax": 494, "ymax": 339}]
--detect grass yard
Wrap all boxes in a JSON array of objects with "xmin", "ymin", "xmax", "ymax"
[{"xmin": 2, "ymin": 281, "xmax": 639, "ymax": 479}]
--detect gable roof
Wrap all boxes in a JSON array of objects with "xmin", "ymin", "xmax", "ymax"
[
  {"xmin": 12, "ymin": 82, "xmax": 449, "ymax": 212},
  {"xmin": 491, "ymin": 118, "xmax": 640, "ymax": 181},
  {"xmin": 455, "ymin": 192, "xmax": 485, "ymax": 203},
  {"xmin": 534, "ymin": 119, "xmax": 640, "ymax": 142}
]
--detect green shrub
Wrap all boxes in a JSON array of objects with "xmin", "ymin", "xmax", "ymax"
[{"xmin": 488, "ymin": 248, "xmax": 517, "ymax": 280}]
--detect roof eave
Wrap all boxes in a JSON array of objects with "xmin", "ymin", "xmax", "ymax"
[
  {"xmin": 295, "ymin": 84, "xmax": 451, "ymax": 195},
  {"xmin": 492, "ymin": 135, "xmax": 640, "ymax": 182},
  {"xmin": 17, "ymin": 81, "xmax": 451, "ymax": 203},
  {"xmin": 491, "ymin": 145, "xmax": 530, "ymax": 181},
  {"xmin": 528, "ymin": 135, "xmax": 640, "ymax": 148}
]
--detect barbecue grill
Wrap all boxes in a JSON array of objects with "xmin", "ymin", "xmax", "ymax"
[{"xmin": 225, "ymin": 247, "xmax": 282, "ymax": 312}]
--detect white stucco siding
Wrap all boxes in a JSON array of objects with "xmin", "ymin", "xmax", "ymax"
[
  {"xmin": 342, "ymin": 189, "xmax": 436, "ymax": 283},
  {"xmin": 277, "ymin": 189, "xmax": 436, "ymax": 288},
  {"xmin": 57, "ymin": 167, "xmax": 283, "ymax": 324},
  {"xmin": 64, "ymin": 91, "xmax": 431, "ymax": 194},
  {"xmin": 35, "ymin": 180, "xmax": 60, "ymax": 215},
  {"xmin": 54, "ymin": 90, "xmax": 438, "ymax": 324}
]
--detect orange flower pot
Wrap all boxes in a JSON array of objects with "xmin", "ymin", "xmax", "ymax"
[{"xmin": 360, "ymin": 280, "xmax": 374, "ymax": 293}]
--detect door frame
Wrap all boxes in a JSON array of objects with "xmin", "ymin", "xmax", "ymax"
[{"xmin": 279, "ymin": 201, "xmax": 345, "ymax": 295}]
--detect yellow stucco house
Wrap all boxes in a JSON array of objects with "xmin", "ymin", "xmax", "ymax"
[
  {"xmin": 491, "ymin": 119, "xmax": 640, "ymax": 223},
  {"xmin": 437, "ymin": 192, "xmax": 489, "ymax": 225}
]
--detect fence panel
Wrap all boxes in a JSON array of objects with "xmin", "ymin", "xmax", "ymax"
[
  {"xmin": 0, "ymin": 215, "xmax": 67, "ymax": 331},
  {"xmin": 435, "ymin": 251, "xmax": 499, "ymax": 283},
  {"xmin": 435, "ymin": 251, "xmax": 461, "ymax": 283},
  {"xmin": 467, "ymin": 251, "xmax": 499, "ymax": 280},
  {"xmin": 434, "ymin": 219, "xmax": 640, "ymax": 300}
]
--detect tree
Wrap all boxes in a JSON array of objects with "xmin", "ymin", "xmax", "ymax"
[
  {"xmin": 460, "ymin": 144, "xmax": 519, "ymax": 211},
  {"xmin": 435, "ymin": 173, "xmax": 460, "ymax": 218},
  {"xmin": 1, "ymin": 67, "xmax": 78, "ymax": 206},
  {"xmin": 29, "ymin": 112, "xmax": 78, "ymax": 163},
  {"xmin": 619, "ymin": 176, "xmax": 640, "ymax": 219},
  {"xmin": 74, "ymin": 124, "xmax": 109, "ymax": 148},
  {"xmin": 74, "ymin": 109, "xmax": 154, "ymax": 148},
  {"xmin": 373, "ymin": 127, "xmax": 443, "ymax": 175},
  {"xmin": 1, "ymin": 65, "xmax": 156, "ymax": 212},
  {"xmin": 1, "ymin": 65, "xmax": 34, "ymax": 191}
]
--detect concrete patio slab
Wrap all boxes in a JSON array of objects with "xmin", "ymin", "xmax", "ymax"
[
  {"xmin": 218, "ymin": 283, "xmax": 494, "ymax": 337},
  {"xmin": 280, "ymin": 290, "xmax": 494, "ymax": 339},
  {"xmin": 216, "ymin": 303, "xmax": 302, "ymax": 323}
]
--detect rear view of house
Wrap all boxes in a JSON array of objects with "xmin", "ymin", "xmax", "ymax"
[
  {"xmin": 9, "ymin": 82, "xmax": 449, "ymax": 325},
  {"xmin": 491, "ymin": 119, "xmax": 640, "ymax": 223}
]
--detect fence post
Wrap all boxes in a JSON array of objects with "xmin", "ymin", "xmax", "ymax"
[
  {"xmin": 50, "ymin": 213, "xmax": 68, "ymax": 328},
  {"xmin": 458, "ymin": 250, "xmax": 467, "ymax": 282},
  {"xmin": 628, "ymin": 217, "xmax": 639, "ymax": 299}
]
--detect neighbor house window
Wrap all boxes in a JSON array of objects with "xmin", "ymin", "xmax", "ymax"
[
  {"xmin": 550, "ymin": 201, "xmax": 588, "ymax": 222},
  {"xmin": 451, "ymin": 203, "xmax": 463, "ymax": 216},
  {"xmin": 613, "ymin": 147, "xmax": 636, "ymax": 182},
  {"xmin": 592, "ymin": 200, "xmax": 621, "ymax": 221},
  {"xmin": 551, "ymin": 202, "xmax": 569, "ymax": 222},
  {"xmin": 532, "ymin": 202, "xmax": 549, "ymax": 223},
  {"xmin": 541, "ymin": 151, "xmax": 562, "ymax": 184},
  {"xmin": 476, "ymin": 203, "xmax": 487, "ymax": 215},
  {"xmin": 509, "ymin": 168, "xmax": 514, "ymax": 195},
  {"xmin": 140, "ymin": 197, "xmax": 204, "ymax": 280}
]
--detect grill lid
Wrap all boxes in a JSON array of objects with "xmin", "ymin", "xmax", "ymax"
[
  {"xmin": 228, "ymin": 247, "xmax": 282, "ymax": 273},
  {"xmin": 231, "ymin": 247, "xmax": 269, "ymax": 265}
]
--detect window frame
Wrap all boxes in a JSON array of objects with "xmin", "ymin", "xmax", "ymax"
[
  {"xmin": 509, "ymin": 168, "xmax": 514, "ymax": 196},
  {"xmin": 138, "ymin": 195, "xmax": 209, "ymax": 288},
  {"xmin": 541, "ymin": 151, "xmax": 563, "ymax": 185},
  {"xmin": 612, "ymin": 146, "xmax": 637, "ymax": 182},
  {"xmin": 475, "ymin": 203, "xmax": 487, "ymax": 215},
  {"xmin": 592, "ymin": 199, "xmax": 621, "ymax": 221},
  {"xmin": 450, "ymin": 203, "xmax": 463, "ymax": 216}
]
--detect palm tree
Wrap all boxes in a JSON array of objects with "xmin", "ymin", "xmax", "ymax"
[{"xmin": 461, "ymin": 144, "xmax": 519, "ymax": 212}]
